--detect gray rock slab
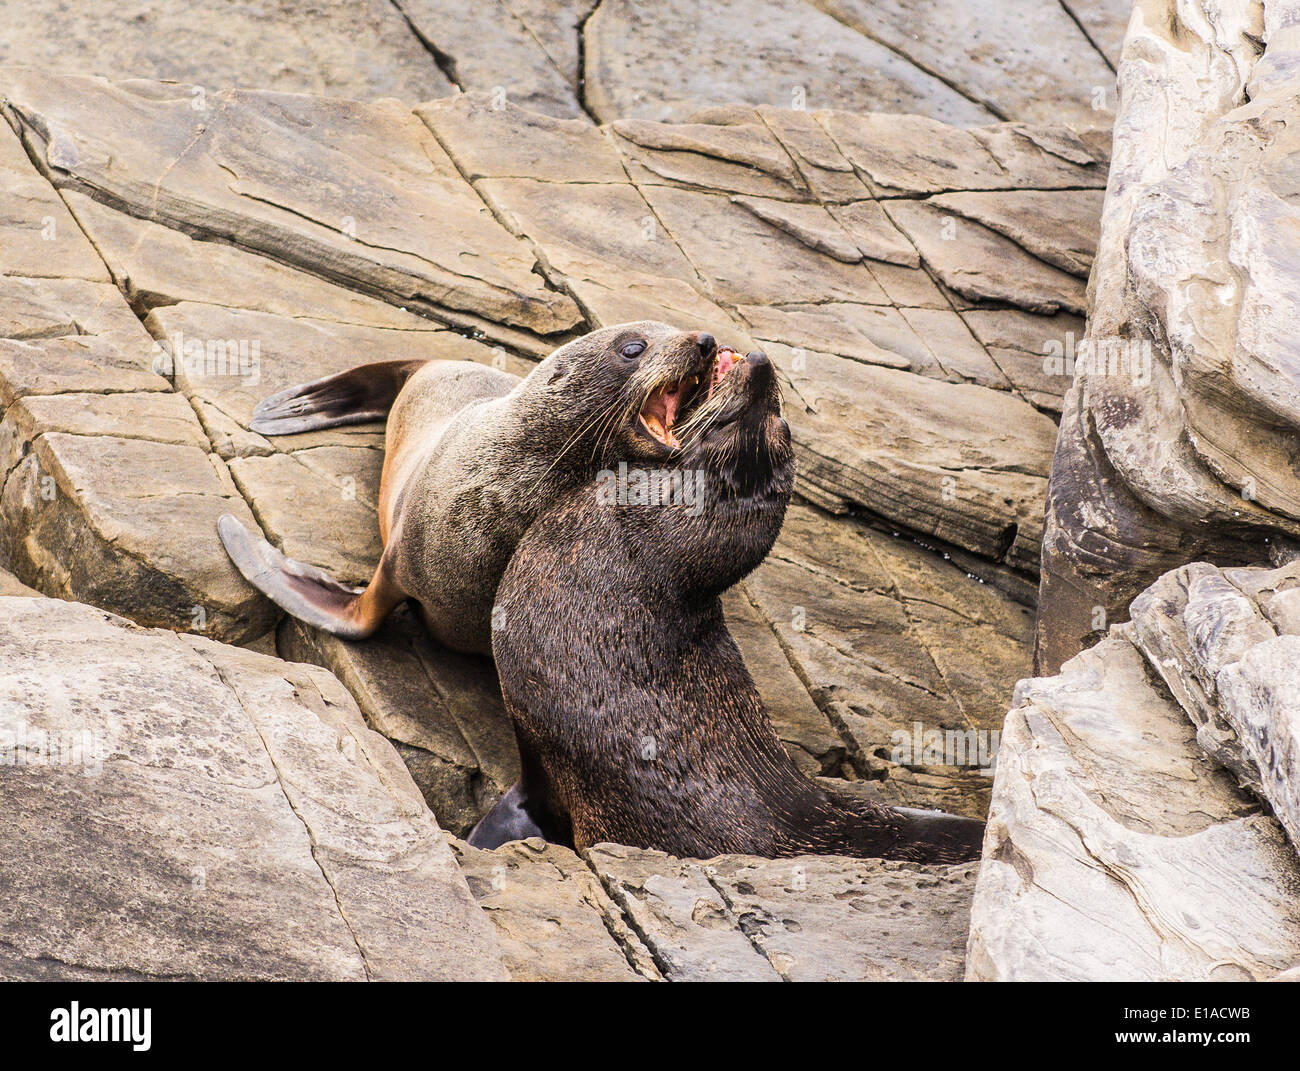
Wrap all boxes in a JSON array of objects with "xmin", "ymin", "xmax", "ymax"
[{"xmin": 0, "ymin": 595, "xmax": 504, "ymax": 981}]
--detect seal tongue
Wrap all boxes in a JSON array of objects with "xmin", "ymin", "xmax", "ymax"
[{"xmin": 713, "ymin": 348, "xmax": 739, "ymax": 387}]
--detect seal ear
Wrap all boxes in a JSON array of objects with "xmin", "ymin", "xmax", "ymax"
[{"xmin": 546, "ymin": 359, "xmax": 569, "ymax": 387}]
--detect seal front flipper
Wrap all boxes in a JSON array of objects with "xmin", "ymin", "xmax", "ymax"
[
  {"xmin": 250, "ymin": 359, "xmax": 429, "ymax": 435},
  {"xmin": 467, "ymin": 782, "xmax": 574, "ymax": 850},
  {"xmin": 217, "ymin": 515, "xmax": 404, "ymax": 640}
]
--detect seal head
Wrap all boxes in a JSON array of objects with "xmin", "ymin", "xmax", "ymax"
[
  {"xmin": 611, "ymin": 345, "xmax": 795, "ymax": 597},
  {"xmin": 528, "ymin": 321, "xmax": 721, "ymax": 471}
]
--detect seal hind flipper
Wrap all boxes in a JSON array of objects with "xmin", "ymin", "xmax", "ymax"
[
  {"xmin": 890, "ymin": 806, "xmax": 985, "ymax": 863},
  {"xmin": 466, "ymin": 784, "xmax": 547, "ymax": 849},
  {"xmin": 467, "ymin": 750, "xmax": 574, "ymax": 850},
  {"xmin": 217, "ymin": 514, "xmax": 404, "ymax": 639},
  {"xmin": 250, "ymin": 359, "xmax": 429, "ymax": 435}
]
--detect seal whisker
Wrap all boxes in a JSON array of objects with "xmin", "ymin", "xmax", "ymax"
[
  {"xmin": 588, "ymin": 391, "xmax": 640, "ymax": 468},
  {"xmin": 677, "ymin": 392, "xmax": 729, "ymax": 445},
  {"xmin": 529, "ymin": 395, "xmax": 627, "ymax": 492}
]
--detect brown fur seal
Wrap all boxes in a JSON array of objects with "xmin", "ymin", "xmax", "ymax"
[
  {"xmin": 217, "ymin": 322, "xmax": 718, "ymax": 654},
  {"xmin": 473, "ymin": 348, "xmax": 985, "ymax": 863}
]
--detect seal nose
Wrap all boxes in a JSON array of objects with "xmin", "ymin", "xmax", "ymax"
[
  {"xmin": 696, "ymin": 332, "xmax": 716, "ymax": 356},
  {"xmin": 743, "ymin": 350, "xmax": 774, "ymax": 394}
]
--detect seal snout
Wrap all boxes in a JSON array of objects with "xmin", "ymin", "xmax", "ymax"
[
  {"xmin": 636, "ymin": 337, "xmax": 761, "ymax": 449},
  {"xmin": 744, "ymin": 349, "xmax": 774, "ymax": 392},
  {"xmin": 726, "ymin": 349, "xmax": 773, "ymax": 401}
]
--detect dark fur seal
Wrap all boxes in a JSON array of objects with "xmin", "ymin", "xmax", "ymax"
[
  {"xmin": 217, "ymin": 322, "xmax": 719, "ymax": 654},
  {"xmin": 473, "ymin": 348, "xmax": 984, "ymax": 863}
]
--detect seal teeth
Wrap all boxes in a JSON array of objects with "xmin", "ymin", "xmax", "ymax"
[{"xmin": 639, "ymin": 411, "xmax": 680, "ymax": 448}]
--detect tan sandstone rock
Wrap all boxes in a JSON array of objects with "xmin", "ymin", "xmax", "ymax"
[
  {"xmin": 0, "ymin": 0, "xmax": 457, "ymax": 101},
  {"xmin": 1131, "ymin": 559, "xmax": 1300, "ymax": 854},
  {"xmin": 450, "ymin": 837, "xmax": 659, "ymax": 981},
  {"xmin": 588, "ymin": 842, "xmax": 975, "ymax": 981},
  {"xmin": 0, "ymin": 118, "xmax": 275, "ymax": 643},
  {"xmin": 585, "ymin": 0, "xmax": 996, "ymax": 126}
]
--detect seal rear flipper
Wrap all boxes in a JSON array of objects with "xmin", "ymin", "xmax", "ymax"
[
  {"xmin": 467, "ymin": 782, "xmax": 574, "ymax": 850},
  {"xmin": 890, "ymin": 806, "xmax": 985, "ymax": 864},
  {"xmin": 217, "ymin": 514, "xmax": 403, "ymax": 640},
  {"xmin": 250, "ymin": 359, "xmax": 429, "ymax": 435}
]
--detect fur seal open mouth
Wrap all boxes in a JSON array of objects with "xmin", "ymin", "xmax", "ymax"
[{"xmin": 637, "ymin": 347, "xmax": 743, "ymax": 448}]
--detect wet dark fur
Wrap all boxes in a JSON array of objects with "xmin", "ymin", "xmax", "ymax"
[{"xmin": 475, "ymin": 351, "xmax": 985, "ymax": 863}]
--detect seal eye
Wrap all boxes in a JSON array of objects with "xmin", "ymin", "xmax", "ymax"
[{"xmin": 620, "ymin": 340, "xmax": 646, "ymax": 360}]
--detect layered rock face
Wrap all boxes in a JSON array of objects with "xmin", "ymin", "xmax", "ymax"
[
  {"xmin": 1036, "ymin": 0, "xmax": 1300, "ymax": 672},
  {"xmin": 0, "ymin": 595, "xmax": 505, "ymax": 980},
  {"xmin": 1130, "ymin": 560, "xmax": 1300, "ymax": 857},
  {"xmin": 959, "ymin": 0, "xmax": 1300, "ymax": 984}
]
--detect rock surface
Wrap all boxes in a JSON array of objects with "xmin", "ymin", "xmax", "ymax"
[
  {"xmin": 1036, "ymin": 0, "xmax": 1300, "ymax": 672},
  {"xmin": 393, "ymin": 0, "xmax": 594, "ymax": 119},
  {"xmin": 0, "ymin": 595, "xmax": 504, "ymax": 981},
  {"xmin": 0, "ymin": 0, "xmax": 458, "ymax": 102},
  {"xmin": 278, "ymin": 609, "xmax": 519, "ymax": 838},
  {"xmin": 584, "ymin": 0, "xmax": 1116, "ymax": 129},
  {"xmin": 0, "ymin": 69, "xmax": 1092, "ymax": 822},
  {"xmin": 419, "ymin": 92, "xmax": 1104, "ymax": 575},
  {"xmin": 0, "ymin": 565, "xmax": 39, "ymax": 598},
  {"xmin": 0, "ymin": 0, "xmax": 1124, "ymax": 130},
  {"xmin": 3, "ymin": 73, "xmax": 1107, "ymax": 594},
  {"xmin": 1131, "ymin": 559, "xmax": 1300, "ymax": 854},
  {"xmin": 586, "ymin": 843, "xmax": 975, "ymax": 981},
  {"xmin": 0, "ymin": 118, "xmax": 275, "ymax": 644},
  {"xmin": 452, "ymin": 836, "xmax": 978, "ymax": 981},
  {"xmin": 450, "ymin": 838, "xmax": 656, "ymax": 981},
  {"xmin": 745, "ymin": 505, "xmax": 1033, "ymax": 818}
]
